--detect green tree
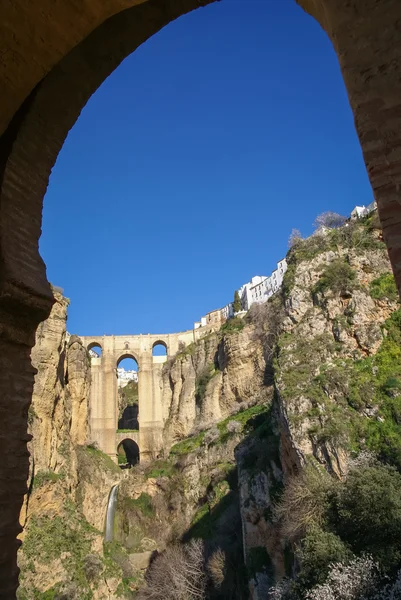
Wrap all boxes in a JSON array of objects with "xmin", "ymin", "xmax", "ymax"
[{"xmin": 233, "ymin": 290, "xmax": 242, "ymax": 313}]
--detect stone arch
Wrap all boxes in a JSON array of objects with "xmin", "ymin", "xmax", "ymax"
[
  {"xmin": 117, "ymin": 438, "xmax": 140, "ymax": 466},
  {"xmin": 152, "ymin": 340, "xmax": 168, "ymax": 357},
  {"xmin": 1, "ymin": 0, "xmax": 401, "ymax": 595},
  {"xmin": 116, "ymin": 353, "xmax": 140, "ymax": 370},
  {"xmin": 87, "ymin": 342, "xmax": 102, "ymax": 357}
]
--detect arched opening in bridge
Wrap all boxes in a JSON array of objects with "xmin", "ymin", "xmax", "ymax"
[
  {"xmin": 88, "ymin": 342, "xmax": 102, "ymax": 359},
  {"xmin": 117, "ymin": 439, "xmax": 140, "ymax": 467},
  {"xmin": 117, "ymin": 355, "xmax": 139, "ymax": 432},
  {"xmin": 152, "ymin": 341, "xmax": 167, "ymax": 358}
]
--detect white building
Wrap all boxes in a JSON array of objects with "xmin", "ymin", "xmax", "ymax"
[
  {"xmin": 117, "ymin": 368, "xmax": 138, "ymax": 388},
  {"xmin": 194, "ymin": 316, "xmax": 207, "ymax": 329},
  {"xmin": 221, "ymin": 303, "xmax": 234, "ymax": 320},
  {"xmin": 239, "ymin": 259, "xmax": 288, "ymax": 311},
  {"xmin": 351, "ymin": 205, "xmax": 368, "ymax": 220}
]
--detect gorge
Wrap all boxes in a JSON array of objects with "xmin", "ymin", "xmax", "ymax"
[{"xmin": 17, "ymin": 216, "xmax": 401, "ymax": 599}]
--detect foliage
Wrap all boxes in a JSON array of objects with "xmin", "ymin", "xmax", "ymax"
[
  {"xmin": 313, "ymin": 211, "xmax": 347, "ymax": 230},
  {"xmin": 127, "ymin": 493, "xmax": 155, "ymax": 517},
  {"xmin": 312, "ymin": 259, "xmax": 357, "ymax": 296},
  {"xmin": 288, "ymin": 228, "xmax": 303, "ymax": 248},
  {"xmin": 233, "ymin": 290, "xmax": 242, "ymax": 313},
  {"xmin": 370, "ymin": 273, "xmax": 398, "ymax": 302},
  {"xmin": 331, "ymin": 464, "xmax": 401, "ymax": 570},
  {"xmin": 296, "ymin": 526, "xmax": 351, "ymax": 590},
  {"xmin": 220, "ymin": 316, "xmax": 244, "ymax": 334}
]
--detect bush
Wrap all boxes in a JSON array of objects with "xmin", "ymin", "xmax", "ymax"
[
  {"xmin": 331, "ymin": 463, "xmax": 401, "ymax": 570},
  {"xmin": 138, "ymin": 539, "xmax": 206, "ymax": 600},
  {"xmin": 370, "ymin": 273, "xmax": 398, "ymax": 302},
  {"xmin": 226, "ymin": 420, "xmax": 242, "ymax": 434},
  {"xmin": 220, "ymin": 316, "xmax": 244, "ymax": 334},
  {"xmin": 297, "ymin": 526, "xmax": 351, "ymax": 589},
  {"xmin": 313, "ymin": 259, "xmax": 356, "ymax": 296},
  {"xmin": 305, "ymin": 555, "xmax": 379, "ymax": 600},
  {"xmin": 203, "ymin": 426, "xmax": 220, "ymax": 446},
  {"xmin": 274, "ymin": 466, "xmax": 336, "ymax": 541}
]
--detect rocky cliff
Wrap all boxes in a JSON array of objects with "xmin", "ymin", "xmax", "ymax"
[{"xmin": 17, "ymin": 291, "xmax": 128, "ymax": 600}]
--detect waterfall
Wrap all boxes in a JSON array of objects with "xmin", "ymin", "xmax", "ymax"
[{"xmin": 104, "ymin": 484, "xmax": 119, "ymax": 542}]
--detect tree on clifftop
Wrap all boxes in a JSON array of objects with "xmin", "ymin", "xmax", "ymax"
[
  {"xmin": 314, "ymin": 211, "xmax": 347, "ymax": 230},
  {"xmin": 233, "ymin": 290, "xmax": 242, "ymax": 313}
]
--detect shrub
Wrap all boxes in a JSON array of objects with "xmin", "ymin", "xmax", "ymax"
[
  {"xmin": 305, "ymin": 555, "xmax": 379, "ymax": 600},
  {"xmin": 220, "ymin": 316, "xmax": 244, "ymax": 334},
  {"xmin": 203, "ymin": 426, "xmax": 220, "ymax": 446},
  {"xmin": 297, "ymin": 526, "xmax": 351, "ymax": 589},
  {"xmin": 138, "ymin": 539, "xmax": 206, "ymax": 600},
  {"xmin": 313, "ymin": 259, "xmax": 356, "ymax": 296},
  {"xmin": 331, "ymin": 464, "xmax": 401, "ymax": 570},
  {"xmin": 274, "ymin": 466, "xmax": 336, "ymax": 541},
  {"xmin": 207, "ymin": 548, "xmax": 226, "ymax": 589},
  {"xmin": 370, "ymin": 273, "xmax": 398, "ymax": 302},
  {"xmin": 226, "ymin": 420, "xmax": 242, "ymax": 434}
]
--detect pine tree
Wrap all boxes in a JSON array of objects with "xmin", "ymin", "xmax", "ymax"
[{"xmin": 233, "ymin": 290, "xmax": 242, "ymax": 313}]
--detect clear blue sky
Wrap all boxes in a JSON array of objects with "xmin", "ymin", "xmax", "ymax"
[{"xmin": 40, "ymin": 0, "xmax": 373, "ymax": 336}]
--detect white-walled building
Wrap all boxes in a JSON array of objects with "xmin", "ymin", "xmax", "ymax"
[
  {"xmin": 221, "ymin": 303, "xmax": 234, "ymax": 320},
  {"xmin": 117, "ymin": 368, "xmax": 138, "ymax": 388},
  {"xmin": 239, "ymin": 259, "xmax": 288, "ymax": 311},
  {"xmin": 351, "ymin": 205, "xmax": 368, "ymax": 220}
]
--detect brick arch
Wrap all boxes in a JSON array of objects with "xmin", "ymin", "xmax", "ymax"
[{"xmin": 0, "ymin": 0, "xmax": 401, "ymax": 596}]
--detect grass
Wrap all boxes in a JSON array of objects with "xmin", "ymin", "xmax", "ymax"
[
  {"xmin": 170, "ymin": 430, "xmax": 206, "ymax": 456},
  {"xmin": 32, "ymin": 470, "xmax": 64, "ymax": 489},
  {"xmin": 116, "ymin": 428, "xmax": 139, "ymax": 433},
  {"xmin": 125, "ymin": 493, "xmax": 154, "ymax": 517},
  {"xmin": 144, "ymin": 459, "xmax": 176, "ymax": 479}
]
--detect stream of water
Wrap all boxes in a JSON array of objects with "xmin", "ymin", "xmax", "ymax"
[{"xmin": 104, "ymin": 484, "xmax": 119, "ymax": 542}]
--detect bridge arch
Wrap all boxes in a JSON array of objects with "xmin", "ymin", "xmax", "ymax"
[
  {"xmin": 117, "ymin": 438, "xmax": 140, "ymax": 467},
  {"xmin": 117, "ymin": 352, "xmax": 140, "ymax": 370},
  {"xmin": 87, "ymin": 341, "xmax": 102, "ymax": 357},
  {"xmin": 152, "ymin": 340, "xmax": 168, "ymax": 357}
]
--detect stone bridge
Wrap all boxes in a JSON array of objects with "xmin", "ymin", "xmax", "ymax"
[{"xmin": 80, "ymin": 330, "xmax": 201, "ymax": 461}]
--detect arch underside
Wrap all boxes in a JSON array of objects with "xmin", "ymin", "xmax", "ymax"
[{"xmin": 0, "ymin": 0, "xmax": 401, "ymax": 597}]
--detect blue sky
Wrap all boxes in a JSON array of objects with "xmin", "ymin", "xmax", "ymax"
[{"xmin": 40, "ymin": 0, "xmax": 373, "ymax": 336}]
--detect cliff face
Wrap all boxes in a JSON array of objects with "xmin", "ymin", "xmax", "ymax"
[
  {"xmin": 161, "ymin": 324, "xmax": 266, "ymax": 445},
  {"xmin": 235, "ymin": 221, "xmax": 401, "ymax": 599},
  {"xmin": 18, "ymin": 292, "xmax": 127, "ymax": 600}
]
